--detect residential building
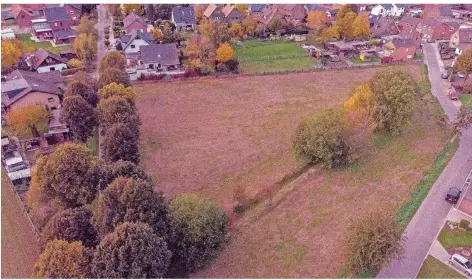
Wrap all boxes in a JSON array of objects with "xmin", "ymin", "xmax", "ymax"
[
  {"xmin": 44, "ymin": 6, "xmax": 76, "ymax": 45},
  {"xmin": 398, "ymin": 15, "xmax": 420, "ymax": 31},
  {"xmin": 371, "ymin": 4, "xmax": 404, "ymax": 17},
  {"xmin": 1, "ymin": 70, "xmax": 65, "ymax": 112},
  {"xmin": 371, "ymin": 17, "xmax": 399, "ymax": 38},
  {"xmin": 383, "ymin": 38, "xmax": 417, "ymax": 61},
  {"xmin": 450, "ymin": 28, "xmax": 472, "ymax": 55},
  {"xmin": 32, "ymin": 18, "xmax": 54, "ymax": 41},
  {"xmin": 399, "ymin": 26, "xmax": 422, "ymax": 48},
  {"xmin": 222, "ymin": 4, "xmax": 242, "ymax": 24},
  {"xmin": 139, "ymin": 43, "xmax": 180, "ymax": 72},
  {"xmin": 259, "ymin": 4, "xmax": 306, "ymax": 27},
  {"xmin": 203, "ymin": 4, "xmax": 225, "ymax": 21},
  {"xmin": 171, "ymin": 6, "xmax": 196, "ymax": 29},
  {"xmin": 63, "ymin": 4, "xmax": 82, "ymax": 25},
  {"xmin": 119, "ymin": 29, "xmax": 154, "ymax": 55},
  {"xmin": 247, "ymin": 4, "xmax": 271, "ymax": 17},
  {"xmin": 422, "ymin": 4, "xmax": 453, "ymax": 19},
  {"xmin": 1, "ymin": 28, "xmax": 16, "ymax": 39},
  {"xmin": 19, "ymin": 48, "xmax": 68, "ymax": 73},
  {"xmin": 1, "ymin": 8, "xmax": 16, "ymax": 26},
  {"xmin": 123, "ymin": 12, "xmax": 147, "ymax": 34},
  {"xmin": 304, "ymin": 4, "xmax": 338, "ymax": 21},
  {"xmin": 417, "ymin": 19, "xmax": 459, "ymax": 41},
  {"xmin": 10, "ymin": 4, "xmax": 45, "ymax": 28}
]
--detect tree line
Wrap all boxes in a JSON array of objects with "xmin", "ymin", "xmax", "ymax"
[{"xmin": 28, "ymin": 51, "xmax": 229, "ymax": 278}]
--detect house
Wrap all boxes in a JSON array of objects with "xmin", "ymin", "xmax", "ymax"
[
  {"xmin": 371, "ymin": 17, "xmax": 399, "ymax": 38},
  {"xmin": 325, "ymin": 40, "xmax": 370, "ymax": 58},
  {"xmin": 123, "ymin": 12, "xmax": 147, "ymax": 34},
  {"xmin": 450, "ymin": 28, "xmax": 472, "ymax": 55},
  {"xmin": 422, "ymin": 5, "xmax": 453, "ymax": 19},
  {"xmin": 1, "ymin": 70, "xmax": 65, "ymax": 112},
  {"xmin": 32, "ymin": 18, "xmax": 54, "ymax": 41},
  {"xmin": 44, "ymin": 6, "xmax": 76, "ymax": 45},
  {"xmin": 399, "ymin": 26, "xmax": 422, "ymax": 48},
  {"xmin": 139, "ymin": 43, "xmax": 180, "ymax": 72},
  {"xmin": 451, "ymin": 8, "xmax": 472, "ymax": 19},
  {"xmin": 304, "ymin": 4, "xmax": 337, "ymax": 21},
  {"xmin": 1, "ymin": 28, "xmax": 16, "ymax": 39},
  {"xmin": 247, "ymin": 4, "xmax": 271, "ymax": 17},
  {"xmin": 171, "ymin": 6, "xmax": 196, "ymax": 29},
  {"xmin": 222, "ymin": 4, "xmax": 242, "ymax": 24},
  {"xmin": 63, "ymin": 4, "xmax": 82, "ymax": 25},
  {"xmin": 119, "ymin": 29, "xmax": 154, "ymax": 55},
  {"xmin": 203, "ymin": 4, "xmax": 225, "ymax": 21},
  {"xmin": 1, "ymin": 137, "xmax": 31, "ymax": 188},
  {"xmin": 259, "ymin": 4, "xmax": 306, "ymax": 27},
  {"xmin": 398, "ymin": 15, "xmax": 420, "ymax": 31},
  {"xmin": 54, "ymin": 29, "xmax": 77, "ymax": 45},
  {"xmin": 417, "ymin": 19, "xmax": 459, "ymax": 41},
  {"xmin": 1, "ymin": 8, "xmax": 16, "ymax": 26},
  {"xmin": 10, "ymin": 4, "xmax": 45, "ymax": 28},
  {"xmin": 19, "ymin": 48, "xmax": 68, "ymax": 73},
  {"xmin": 383, "ymin": 38, "xmax": 417, "ymax": 61},
  {"xmin": 408, "ymin": 7, "xmax": 423, "ymax": 17},
  {"xmin": 371, "ymin": 4, "xmax": 404, "ymax": 17}
]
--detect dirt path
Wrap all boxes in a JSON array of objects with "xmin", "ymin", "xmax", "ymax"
[{"xmin": 1, "ymin": 172, "xmax": 40, "ymax": 278}]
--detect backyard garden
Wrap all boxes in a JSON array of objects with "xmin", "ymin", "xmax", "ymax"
[{"xmin": 17, "ymin": 34, "xmax": 72, "ymax": 54}]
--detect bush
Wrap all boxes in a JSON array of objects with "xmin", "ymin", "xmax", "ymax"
[
  {"xmin": 61, "ymin": 68, "xmax": 83, "ymax": 76},
  {"xmin": 293, "ymin": 108, "xmax": 353, "ymax": 168},
  {"xmin": 67, "ymin": 58, "xmax": 83, "ymax": 68},
  {"xmin": 104, "ymin": 28, "xmax": 110, "ymax": 35},
  {"xmin": 225, "ymin": 59, "xmax": 239, "ymax": 72},
  {"xmin": 216, "ymin": 62, "xmax": 229, "ymax": 72},
  {"xmin": 459, "ymin": 219, "xmax": 470, "ymax": 230},
  {"xmin": 104, "ymin": 34, "xmax": 110, "ymax": 40},
  {"xmin": 104, "ymin": 40, "xmax": 110, "ymax": 46}
]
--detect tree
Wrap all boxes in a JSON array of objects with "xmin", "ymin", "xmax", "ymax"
[
  {"xmin": 344, "ymin": 83, "xmax": 375, "ymax": 133},
  {"xmin": 145, "ymin": 4, "xmax": 157, "ymax": 22},
  {"xmin": 216, "ymin": 43, "xmax": 234, "ymax": 63},
  {"xmin": 369, "ymin": 69, "xmax": 417, "ymax": 135},
  {"xmin": 102, "ymin": 123, "xmax": 140, "ymax": 164},
  {"xmin": 321, "ymin": 26, "xmax": 340, "ymax": 41},
  {"xmin": 65, "ymin": 80, "xmax": 99, "ymax": 107},
  {"xmin": 8, "ymin": 105, "xmax": 50, "ymax": 138},
  {"xmin": 162, "ymin": 22, "xmax": 176, "ymax": 43},
  {"xmin": 93, "ymin": 177, "xmax": 168, "ymax": 238},
  {"xmin": 454, "ymin": 48, "xmax": 472, "ymax": 81},
  {"xmin": 268, "ymin": 17, "xmax": 285, "ymax": 32},
  {"xmin": 98, "ymin": 96, "xmax": 140, "ymax": 133},
  {"xmin": 101, "ymin": 160, "xmax": 152, "ymax": 188},
  {"xmin": 241, "ymin": 15, "xmax": 259, "ymax": 36},
  {"xmin": 1, "ymin": 40, "xmax": 22, "ymax": 69},
  {"xmin": 152, "ymin": 27, "xmax": 163, "ymax": 41},
  {"xmin": 337, "ymin": 11, "xmax": 356, "ymax": 40},
  {"xmin": 353, "ymin": 14, "xmax": 371, "ymax": 38},
  {"xmin": 168, "ymin": 193, "xmax": 228, "ymax": 276},
  {"xmin": 307, "ymin": 11, "xmax": 328, "ymax": 29},
  {"xmin": 98, "ymin": 68, "xmax": 130, "ymax": 88},
  {"xmin": 230, "ymin": 23, "xmax": 244, "ymax": 39},
  {"xmin": 194, "ymin": 4, "xmax": 205, "ymax": 22},
  {"xmin": 123, "ymin": 4, "xmax": 143, "ymax": 16},
  {"xmin": 293, "ymin": 108, "xmax": 352, "ymax": 168},
  {"xmin": 73, "ymin": 33, "xmax": 97, "ymax": 70},
  {"xmin": 154, "ymin": 4, "xmax": 175, "ymax": 20},
  {"xmin": 32, "ymin": 240, "xmax": 88, "ymax": 278},
  {"xmin": 35, "ymin": 143, "xmax": 100, "ymax": 207},
  {"xmin": 41, "ymin": 207, "xmax": 98, "ymax": 247},
  {"xmin": 60, "ymin": 96, "xmax": 98, "ymax": 142},
  {"xmin": 76, "ymin": 15, "xmax": 98, "ymax": 38},
  {"xmin": 184, "ymin": 35, "xmax": 216, "ymax": 73},
  {"xmin": 346, "ymin": 210, "xmax": 404, "ymax": 274},
  {"xmin": 235, "ymin": 4, "xmax": 249, "ymax": 14},
  {"xmin": 336, "ymin": 5, "xmax": 353, "ymax": 21},
  {"xmin": 92, "ymin": 222, "xmax": 172, "ymax": 278},
  {"xmin": 99, "ymin": 50, "xmax": 127, "ymax": 74},
  {"xmin": 98, "ymin": 82, "xmax": 136, "ymax": 105},
  {"xmin": 74, "ymin": 71, "xmax": 98, "ymax": 92},
  {"xmin": 106, "ymin": 4, "xmax": 121, "ymax": 16}
]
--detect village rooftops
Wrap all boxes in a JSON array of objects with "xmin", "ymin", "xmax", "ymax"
[
  {"xmin": 172, "ymin": 6, "xmax": 196, "ymax": 25},
  {"xmin": 123, "ymin": 12, "xmax": 145, "ymax": 29},
  {"xmin": 249, "ymin": 4, "xmax": 270, "ymax": 12},
  {"xmin": 45, "ymin": 6, "xmax": 69, "ymax": 22},
  {"xmin": 139, "ymin": 43, "xmax": 179, "ymax": 66},
  {"xmin": 392, "ymin": 38, "xmax": 416, "ymax": 48}
]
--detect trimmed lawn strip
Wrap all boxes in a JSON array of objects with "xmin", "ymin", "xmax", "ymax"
[
  {"xmin": 396, "ymin": 137, "xmax": 459, "ymax": 228},
  {"xmin": 438, "ymin": 229, "xmax": 472, "ymax": 249},
  {"xmin": 460, "ymin": 94, "xmax": 472, "ymax": 111},
  {"xmin": 86, "ymin": 127, "xmax": 99, "ymax": 156},
  {"xmin": 17, "ymin": 33, "xmax": 72, "ymax": 54},
  {"xmin": 417, "ymin": 256, "xmax": 466, "ymax": 279}
]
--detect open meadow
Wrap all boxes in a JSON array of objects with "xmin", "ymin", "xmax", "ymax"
[{"xmin": 135, "ymin": 65, "xmax": 453, "ymax": 277}]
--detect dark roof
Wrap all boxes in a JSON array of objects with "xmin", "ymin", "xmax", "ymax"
[
  {"xmin": 65, "ymin": 4, "xmax": 82, "ymax": 10},
  {"xmin": 459, "ymin": 29, "xmax": 472, "ymax": 43},
  {"xmin": 1, "ymin": 9, "xmax": 14, "ymax": 20},
  {"xmin": 392, "ymin": 38, "xmax": 416, "ymax": 48},
  {"xmin": 121, "ymin": 29, "xmax": 153, "ymax": 50},
  {"xmin": 439, "ymin": 5, "xmax": 453, "ymax": 17},
  {"xmin": 395, "ymin": 4, "xmax": 405, "ymax": 8},
  {"xmin": 140, "ymin": 43, "xmax": 179, "ymax": 65},
  {"xmin": 26, "ymin": 48, "xmax": 68, "ymax": 70},
  {"xmin": 55, "ymin": 29, "xmax": 77, "ymax": 38},
  {"xmin": 45, "ymin": 4, "xmax": 61, "ymax": 8},
  {"xmin": 381, "ymin": 4, "xmax": 394, "ymax": 9},
  {"xmin": 444, "ymin": 22, "xmax": 459, "ymax": 29},
  {"xmin": 305, "ymin": 4, "xmax": 328, "ymax": 12},
  {"xmin": 250, "ymin": 4, "xmax": 270, "ymax": 12},
  {"xmin": 45, "ymin": 6, "xmax": 69, "ymax": 22},
  {"xmin": 399, "ymin": 15, "xmax": 420, "ymax": 26},
  {"xmin": 172, "ymin": 6, "xmax": 196, "ymax": 25}
]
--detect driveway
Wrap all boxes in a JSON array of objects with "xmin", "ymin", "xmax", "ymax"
[{"xmin": 377, "ymin": 43, "xmax": 472, "ymax": 278}]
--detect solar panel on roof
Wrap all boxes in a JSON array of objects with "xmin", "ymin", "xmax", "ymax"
[{"xmin": 6, "ymin": 88, "xmax": 26, "ymax": 99}]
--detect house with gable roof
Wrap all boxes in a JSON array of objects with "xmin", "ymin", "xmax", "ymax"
[
  {"xmin": 371, "ymin": 4, "xmax": 404, "ymax": 17},
  {"xmin": 10, "ymin": 4, "xmax": 45, "ymax": 28},
  {"xmin": 450, "ymin": 28, "xmax": 472, "ymax": 55},
  {"xmin": 43, "ymin": 6, "xmax": 77, "ymax": 45},
  {"xmin": 203, "ymin": 4, "xmax": 225, "ymax": 21},
  {"xmin": 119, "ymin": 29, "xmax": 154, "ymax": 55},
  {"xmin": 222, "ymin": 4, "xmax": 242, "ymax": 24},
  {"xmin": 171, "ymin": 6, "xmax": 196, "ymax": 29},
  {"xmin": 123, "ymin": 12, "xmax": 147, "ymax": 34},
  {"xmin": 247, "ymin": 4, "xmax": 271, "ymax": 17},
  {"xmin": 18, "ymin": 48, "xmax": 68, "ymax": 73}
]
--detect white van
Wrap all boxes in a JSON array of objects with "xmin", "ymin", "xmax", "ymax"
[{"xmin": 449, "ymin": 253, "xmax": 472, "ymax": 276}]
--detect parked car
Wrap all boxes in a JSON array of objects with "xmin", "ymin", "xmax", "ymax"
[
  {"xmin": 458, "ymin": 72, "xmax": 466, "ymax": 78},
  {"xmin": 445, "ymin": 187, "xmax": 462, "ymax": 204},
  {"xmin": 449, "ymin": 254, "xmax": 472, "ymax": 276},
  {"xmin": 441, "ymin": 73, "xmax": 449, "ymax": 79},
  {"xmin": 449, "ymin": 88, "xmax": 459, "ymax": 100}
]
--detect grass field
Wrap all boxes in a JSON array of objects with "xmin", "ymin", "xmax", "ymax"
[
  {"xmin": 233, "ymin": 39, "xmax": 317, "ymax": 74},
  {"xmin": 17, "ymin": 33, "xmax": 72, "ymax": 54},
  {"xmin": 1, "ymin": 171, "xmax": 40, "ymax": 278},
  {"xmin": 135, "ymin": 65, "xmax": 452, "ymax": 278},
  {"xmin": 417, "ymin": 256, "xmax": 466, "ymax": 279},
  {"xmin": 460, "ymin": 94, "xmax": 472, "ymax": 111},
  {"xmin": 438, "ymin": 229, "xmax": 472, "ymax": 249}
]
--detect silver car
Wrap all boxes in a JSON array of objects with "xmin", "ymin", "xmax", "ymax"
[{"xmin": 449, "ymin": 254, "xmax": 472, "ymax": 276}]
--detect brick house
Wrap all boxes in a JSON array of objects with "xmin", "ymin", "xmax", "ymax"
[
  {"xmin": 247, "ymin": 4, "xmax": 271, "ymax": 17},
  {"xmin": 399, "ymin": 26, "xmax": 422, "ymax": 48},
  {"xmin": 222, "ymin": 5, "xmax": 242, "ymax": 24},
  {"xmin": 123, "ymin": 12, "xmax": 147, "ymax": 34},
  {"xmin": 32, "ymin": 18, "xmax": 54, "ymax": 41},
  {"xmin": 63, "ymin": 4, "xmax": 82, "ymax": 25},
  {"xmin": 383, "ymin": 38, "xmax": 417, "ymax": 61},
  {"xmin": 417, "ymin": 19, "xmax": 459, "ymax": 41},
  {"xmin": 450, "ymin": 28, "xmax": 472, "ymax": 55},
  {"xmin": 10, "ymin": 4, "xmax": 45, "ymax": 28},
  {"xmin": 259, "ymin": 4, "xmax": 306, "ymax": 27},
  {"xmin": 421, "ymin": 4, "xmax": 453, "ymax": 19},
  {"xmin": 397, "ymin": 15, "xmax": 420, "ymax": 31},
  {"xmin": 371, "ymin": 17, "xmax": 399, "ymax": 38},
  {"xmin": 19, "ymin": 48, "xmax": 68, "ymax": 73},
  {"xmin": 44, "ymin": 7, "xmax": 76, "ymax": 45}
]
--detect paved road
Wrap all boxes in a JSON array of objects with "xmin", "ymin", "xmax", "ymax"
[{"xmin": 377, "ymin": 43, "xmax": 472, "ymax": 278}]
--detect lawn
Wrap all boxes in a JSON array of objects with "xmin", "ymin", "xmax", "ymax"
[
  {"xmin": 1, "ymin": 170, "xmax": 40, "ymax": 278},
  {"xmin": 17, "ymin": 33, "xmax": 73, "ymax": 54},
  {"xmin": 135, "ymin": 64, "xmax": 452, "ymax": 278},
  {"xmin": 86, "ymin": 127, "xmax": 99, "ymax": 156},
  {"xmin": 417, "ymin": 256, "xmax": 466, "ymax": 279},
  {"xmin": 460, "ymin": 94, "xmax": 472, "ymax": 111},
  {"xmin": 438, "ymin": 229, "xmax": 472, "ymax": 249},
  {"xmin": 233, "ymin": 39, "xmax": 317, "ymax": 74},
  {"xmin": 350, "ymin": 57, "xmax": 380, "ymax": 64}
]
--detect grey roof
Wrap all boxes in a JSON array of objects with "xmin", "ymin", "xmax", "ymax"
[
  {"xmin": 121, "ymin": 29, "xmax": 153, "ymax": 50},
  {"xmin": 140, "ymin": 43, "xmax": 179, "ymax": 65},
  {"xmin": 1, "ymin": 9, "xmax": 14, "ymax": 20},
  {"xmin": 45, "ymin": 6, "xmax": 68, "ymax": 22},
  {"xmin": 439, "ymin": 5, "xmax": 453, "ymax": 17},
  {"xmin": 32, "ymin": 22, "xmax": 51, "ymax": 31},
  {"xmin": 392, "ymin": 38, "xmax": 415, "ymax": 48},
  {"xmin": 45, "ymin": 4, "xmax": 61, "ymax": 8},
  {"xmin": 25, "ymin": 48, "xmax": 68, "ymax": 70},
  {"xmin": 305, "ymin": 4, "xmax": 328, "ymax": 12},
  {"xmin": 381, "ymin": 4, "xmax": 394, "ymax": 9},
  {"xmin": 395, "ymin": 4, "xmax": 405, "ymax": 8},
  {"xmin": 250, "ymin": 4, "xmax": 271, "ymax": 12},
  {"xmin": 65, "ymin": 4, "xmax": 82, "ymax": 10},
  {"xmin": 172, "ymin": 6, "xmax": 196, "ymax": 25},
  {"xmin": 55, "ymin": 29, "xmax": 77, "ymax": 38}
]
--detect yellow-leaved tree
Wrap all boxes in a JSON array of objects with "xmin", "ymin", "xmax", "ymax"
[
  {"xmin": 8, "ymin": 105, "xmax": 51, "ymax": 138},
  {"xmin": 344, "ymin": 83, "xmax": 376, "ymax": 135},
  {"xmin": 321, "ymin": 26, "xmax": 339, "ymax": 42},
  {"xmin": 353, "ymin": 14, "xmax": 371, "ymax": 39},
  {"xmin": 230, "ymin": 23, "xmax": 244, "ymax": 39},
  {"xmin": 235, "ymin": 4, "xmax": 249, "ymax": 14},
  {"xmin": 152, "ymin": 27, "xmax": 162, "ymax": 41},
  {"xmin": 123, "ymin": 4, "xmax": 143, "ymax": 16},
  {"xmin": 216, "ymin": 43, "xmax": 234, "ymax": 63},
  {"xmin": 307, "ymin": 11, "xmax": 328, "ymax": 29},
  {"xmin": 1, "ymin": 40, "xmax": 22, "ymax": 69}
]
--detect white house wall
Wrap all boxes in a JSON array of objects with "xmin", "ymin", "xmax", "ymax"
[
  {"xmin": 37, "ymin": 63, "xmax": 67, "ymax": 73},
  {"xmin": 124, "ymin": 38, "xmax": 150, "ymax": 53}
]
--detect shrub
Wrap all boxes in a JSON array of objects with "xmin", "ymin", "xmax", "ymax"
[
  {"xmin": 459, "ymin": 219, "xmax": 470, "ymax": 230},
  {"xmin": 67, "ymin": 58, "xmax": 83, "ymax": 68},
  {"xmin": 104, "ymin": 40, "xmax": 110, "ymax": 46},
  {"xmin": 104, "ymin": 34, "xmax": 110, "ymax": 40}
]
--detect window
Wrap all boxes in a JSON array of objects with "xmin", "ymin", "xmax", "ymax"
[
  {"xmin": 50, "ymin": 67, "xmax": 55, "ymax": 71},
  {"xmin": 55, "ymin": 22, "xmax": 58, "ymax": 26},
  {"xmin": 131, "ymin": 44, "xmax": 136, "ymax": 49},
  {"xmin": 48, "ymin": 97, "xmax": 54, "ymax": 103}
]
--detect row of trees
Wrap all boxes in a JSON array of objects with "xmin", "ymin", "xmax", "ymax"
[{"xmin": 73, "ymin": 16, "xmax": 98, "ymax": 71}]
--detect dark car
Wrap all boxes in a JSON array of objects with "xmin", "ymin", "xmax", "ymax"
[{"xmin": 445, "ymin": 187, "xmax": 462, "ymax": 204}]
